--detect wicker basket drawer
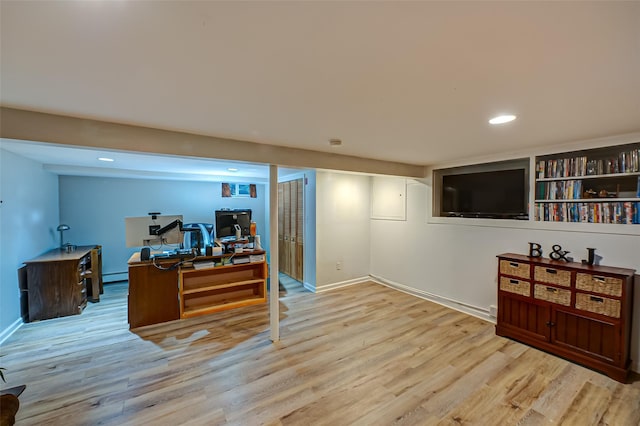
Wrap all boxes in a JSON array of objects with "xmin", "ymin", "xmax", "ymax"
[
  {"xmin": 500, "ymin": 260, "xmax": 530, "ymax": 279},
  {"xmin": 575, "ymin": 293, "xmax": 620, "ymax": 318},
  {"xmin": 534, "ymin": 266, "xmax": 571, "ymax": 287},
  {"xmin": 499, "ymin": 277, "xmax": 530, "ymax": 297},
  {"xmin": 533, "ymin": 284, "xmax": 571, "ymax": 306},
  {"xmin": 575, "ymin": 273, "xmax": 622, "ymax": 297}
]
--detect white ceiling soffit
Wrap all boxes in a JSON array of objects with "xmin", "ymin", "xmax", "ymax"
[
  {"xmin": 0, "ymin": 139, "xmax": 304, "ymax": 182},
  {"xmin": 1, "ymin": 2, "xmax": 639, "ymax": 166}
]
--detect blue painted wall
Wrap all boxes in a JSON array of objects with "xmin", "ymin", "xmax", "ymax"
[
  {"xmin": 58, "ymin": 176, "xmax": 268, "ymax": 280},
  {"xmin": 0, "ymin": 148, "xmax": 59, "ymax": 342}
]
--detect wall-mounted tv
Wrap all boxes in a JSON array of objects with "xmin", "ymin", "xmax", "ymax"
[{"xmin": 437, "ymin": 160, "xmax": 529, "ymax": 219}]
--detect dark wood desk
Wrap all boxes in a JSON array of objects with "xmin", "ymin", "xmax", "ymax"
[{"xmin": 23, "ymin": 245, "xmax": 102, "ymax": 321}]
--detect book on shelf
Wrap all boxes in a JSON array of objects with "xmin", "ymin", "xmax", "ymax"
[
  {"xmin": 538, "ymin": 180, "xmax": 583, "ymax": 200},
  {"xmin": 535, "ymin": 201, "xmax": 639, "ymax": 224},
  {"xmin": 539, "ymin": 148, "xmax": 640, "ymax": 179},
  {"xmin": 232, "ymin": 256, "xmax": 250, "ymax": 265},
  {"xmin": 193, "ymin": 260, "xmax": 215, "ymax": 270}
]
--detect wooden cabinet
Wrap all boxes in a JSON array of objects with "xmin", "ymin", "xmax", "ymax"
[
  {"xmin": 22, "ymin": 245, "xmax": 102, "ymax": 321},
  {"xmin": 496, "ymin": 253, "xmax": 635, "ymax": 382},
  {"xmin": 179, "ymin": 258, "xmax": 267, "ymax": 319},
  {"xmin": 534, "ymin": 142, "xmax": 640, "ymax": 223},
  {"xmin": 278, "ymin": 179, "xmax": 304, "ymax": 281},
  {"xmin": 127, "ymin": 260, "xmax": 180, "ymax": 329}
]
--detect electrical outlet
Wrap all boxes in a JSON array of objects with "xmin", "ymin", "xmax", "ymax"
[{"xmin": 336, "ymin": 261, "xmax": 342, "ymax": 270}]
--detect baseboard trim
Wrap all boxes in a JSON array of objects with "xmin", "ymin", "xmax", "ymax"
[
  {"xmin": 103, "ymin": 272, "xmax": 128, "ymax": 283},
  {"xmin": 302, "ymin": 281, "xmax": 316, "ymax": 293},
  {"xmin": 369, "ymin": 274, "xmax": 495, "ymax": 323},
  {"xmin": 313, "ymin": 276, "xmax": 370, "ymax": 293},
  {"xmin": 0, "ymin": 317, "xmax": 23, "ymax": 346}
]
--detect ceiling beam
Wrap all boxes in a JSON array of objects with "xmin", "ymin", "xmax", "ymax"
[{"xmin": 0, "ymin": 107, "xmax": 425, "ymax": 178}]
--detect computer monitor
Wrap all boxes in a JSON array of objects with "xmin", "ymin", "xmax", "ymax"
[
  {"xmin": 215, "ymin": 209, "xmax": 251, "ymax": 240},
  {"xmin": 124, "ymin": 215, "xmax": 183, "ymax": 247}
]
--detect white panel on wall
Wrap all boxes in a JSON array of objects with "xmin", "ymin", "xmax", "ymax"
[{"xmin": 371, "ymin": 176, "xmax": 406, "ymax": 220}]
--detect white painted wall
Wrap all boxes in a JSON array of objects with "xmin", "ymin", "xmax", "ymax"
[
  {"xmin": 0, "ymin": 148, "xmax": 59, "ymax": 342},
  {"xmin": 58, "ymin": 176, "xmax": 267, "ymax": 280},
  {"xmin": 370, "ymin": 177, "xmax": 640, "ymax": 372},
  {"xmin": 315, "ymin": 171, "xmax": 371, "ymax": 290}
]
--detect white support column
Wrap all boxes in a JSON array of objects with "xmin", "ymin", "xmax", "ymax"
[{"xmin": 269, "ymin": 164, "xmax": 280, "ymax": 342}]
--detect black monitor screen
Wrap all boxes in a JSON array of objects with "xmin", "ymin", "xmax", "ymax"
[{"xmin": 215, "ymin": 209, "xmax": 252, "ymax": 239}]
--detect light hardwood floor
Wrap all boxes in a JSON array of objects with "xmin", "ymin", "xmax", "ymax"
[{"xmin": 1, "ymin": 280, "xmax": 639, "ymax": 425}]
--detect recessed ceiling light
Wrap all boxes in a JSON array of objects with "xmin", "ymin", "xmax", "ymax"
[
  {"xmin": 329, "ymin": 138, "xmax": 342, "ymax": 146},
  {"xmin": 98, "ymin": 157, "xmax": 114, "ymax": 162},
  {"xmin": 489, "ymin": 115, "xmax": 517, "ymax": 125},
  {"xmin": 228, "ymin": 168, "xmax": 238, "ymax": 172}
]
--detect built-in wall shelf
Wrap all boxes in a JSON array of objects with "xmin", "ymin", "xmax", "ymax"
[{"xmin": 534, "ymin": 142, "xmax": 640, "ymax": 224}]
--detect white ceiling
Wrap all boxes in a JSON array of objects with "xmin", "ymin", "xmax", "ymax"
[
  {"xmin": 1, "ymin": 1, "xmax": 640, "ymax": 175},
  {"xmin": 0, "ymin": 139, "xmax": 277, "ymax": 181}
]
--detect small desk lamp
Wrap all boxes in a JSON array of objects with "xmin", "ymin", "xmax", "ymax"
[{"xmin": 57, "ymin": 224, "xmax": 70, "ymax": 247}]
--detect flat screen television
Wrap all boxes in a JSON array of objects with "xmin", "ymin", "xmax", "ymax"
[
  {"xmin": 440, "ymin": 169, "xmax": 528, "ymax": 219},
  {"xmin": 215, "ymin": 209, "xmax": 252, "ymax": 240}
]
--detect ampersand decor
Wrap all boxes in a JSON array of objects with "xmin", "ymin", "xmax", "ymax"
[
  {"xmin": 549, "ymin": 244, "xmax": 570, "ymax": 262},
  {"xmin": 528, "ymin": 242, "xmax": 542, "ymax": 258}
]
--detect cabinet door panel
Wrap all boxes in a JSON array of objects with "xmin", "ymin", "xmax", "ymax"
[
  {"xmin": 282, "ymin": 181, "xmax": 291, "ymax": 275},
  {"xmin": 128, "ymin": 264, "xmax": 179, "ymax": 328},
  {"xmin": 553, "ymin": 309, "xmax": 618, "ymax": 363},
  {"xmin": 288, "ymin": 180, "xmax": 297, "ymax": 278},
  {"xmin": 499, "ymin": 294, "xmax": 549, "ymax": 341},
  {"xmin": 295, "ymin": 178, "xmax": 304, "ymax": 281}
]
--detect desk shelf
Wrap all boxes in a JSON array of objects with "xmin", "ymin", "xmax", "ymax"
[
  {"xmin": 179, "ymin": 258, "xmax": 267, "ymax": 319},
  {"xmin": 182, "ymin": 279, "xmax": 265, "ymax": 295}
]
